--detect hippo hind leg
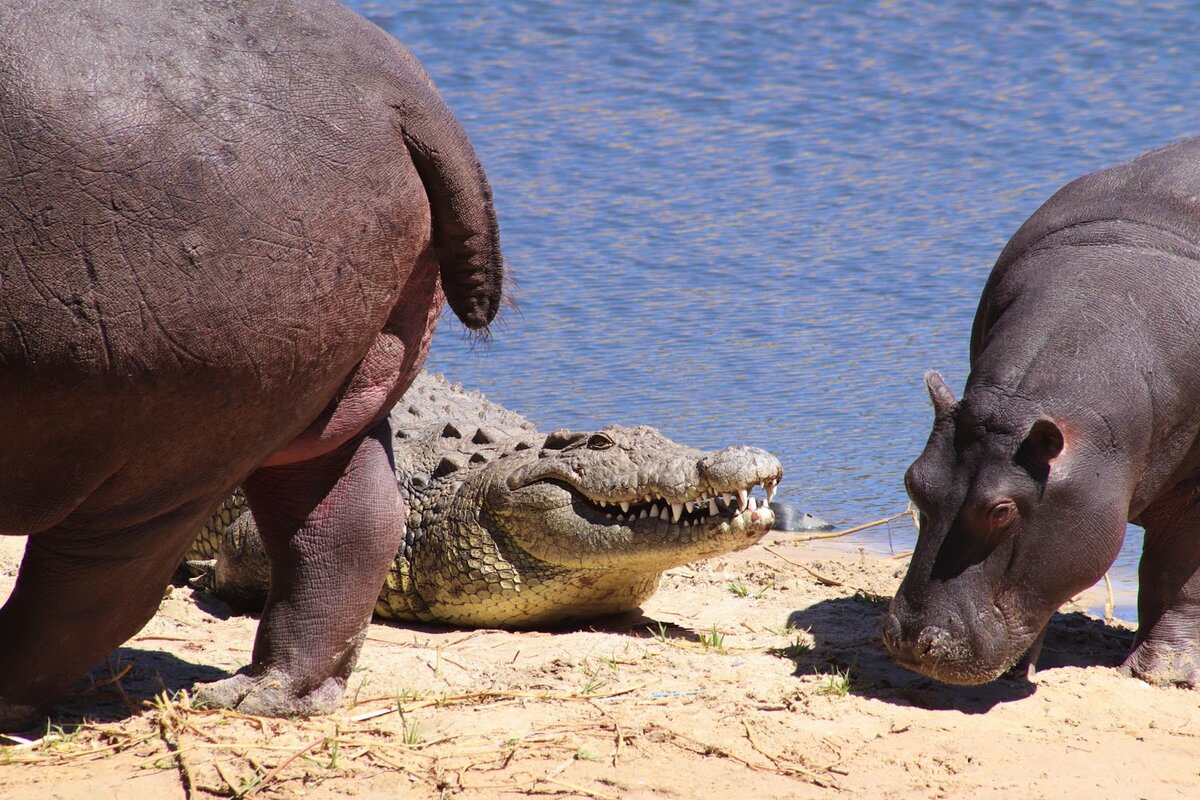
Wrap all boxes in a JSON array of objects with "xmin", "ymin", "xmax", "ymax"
[
  {"xmin": 1123, "ymin": 496, "xmax": 1200, "ymax": 687},
  {"xmin": 0, "ymin": 497, "xmax": 224, "ymax": 730},
  {"xmin": 193, "ymin": 420, "xmax": 404, "ymax": 716}
]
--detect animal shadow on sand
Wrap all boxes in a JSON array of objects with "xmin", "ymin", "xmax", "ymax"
[
  {"xmin": 27, "ymin": 647, "xmax": 229, "ymax": 732},
  {"xmin": 780, "ymin": 594, "xmax": 1135, "ymax": 714},
  {"xmin": 597, "ymin": 612, "xmax": 708, "ymax": 645}
]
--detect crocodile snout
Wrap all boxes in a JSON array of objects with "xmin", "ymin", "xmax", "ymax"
[{"xmin": 698, "ymin": 446, "xmax": 783, "ymax": 492}]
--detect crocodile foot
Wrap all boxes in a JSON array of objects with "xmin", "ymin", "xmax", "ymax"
[{"xmin": 192, "ymin": 670, "xmax": 345, "ymax": 716}]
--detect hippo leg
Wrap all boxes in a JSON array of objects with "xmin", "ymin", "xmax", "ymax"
[
  {"xmin": 0, "ymin": 500, "xmax": 219, "ymax": 730},
  {"xmin": 193, "ymin": 420, "xmax": 403, "ymax": 715},
  {"xmin": 1122, "ymin": 497, "xmax": 1200, "ymax": 686}
]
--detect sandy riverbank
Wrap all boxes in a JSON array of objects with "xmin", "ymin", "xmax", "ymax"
[{"xmin": 0, "ymin": 529, "xmax": 1192, "ymax": 800}]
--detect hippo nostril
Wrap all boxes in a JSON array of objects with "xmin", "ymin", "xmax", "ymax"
[{"xmin": 916, "ymin": 625, "xmax": 951, "ymax": 658}]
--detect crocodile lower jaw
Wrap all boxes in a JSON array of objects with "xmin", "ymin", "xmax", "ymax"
[{"xmin": 601, "ymin": 504, "xmax": 774, "ymax": 546}]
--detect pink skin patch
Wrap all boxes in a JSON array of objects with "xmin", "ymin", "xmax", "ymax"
[{"xmin": 263, "ymin": 263, "xmax": 445, "ymax": 468}]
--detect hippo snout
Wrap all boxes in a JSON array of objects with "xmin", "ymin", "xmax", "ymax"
[
  {"xmin": 883, "ymin": 594, "xmax": 1017, "ymax": 685},
  {"xmin": 883, "ymin": 609, "xmax": 962, "ymax": 665}
]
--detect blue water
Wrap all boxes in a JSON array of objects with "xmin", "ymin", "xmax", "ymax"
[{"xmin": 353, "ymin": 0, "xmax": 1200, "ymax": 620}]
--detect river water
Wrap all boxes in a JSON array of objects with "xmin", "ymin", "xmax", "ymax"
[{"xmin": 352, "ymin": 0, "xmax": 1199, "ymax": 620}]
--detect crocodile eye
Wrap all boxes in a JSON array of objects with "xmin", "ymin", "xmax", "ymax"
[{"xmin": 587, "ymin": 433, "xmax": 615, "ymax": 450}]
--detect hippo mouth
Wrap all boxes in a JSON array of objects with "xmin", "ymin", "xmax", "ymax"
[{"xmin": 883, "ymin": 595, "xmax": 1039, "ymax": 685}]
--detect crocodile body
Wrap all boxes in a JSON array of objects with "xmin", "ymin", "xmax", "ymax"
[{"xmin": 188, "ymin": 372, "xmax": 782, "ymax": 628}]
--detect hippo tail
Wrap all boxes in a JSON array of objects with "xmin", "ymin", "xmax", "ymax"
[{"xmin": 390, "ymin": 59, "xmax": 505, "ymax": 333}]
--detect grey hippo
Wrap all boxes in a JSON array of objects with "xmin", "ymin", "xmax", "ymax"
[{"xmin": 884, "ymin": 137, "xmax": 1200, "ymax": 688}]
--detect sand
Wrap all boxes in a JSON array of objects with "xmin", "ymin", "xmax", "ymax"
[{"xmin": 0, "ymin": 528, "xmax": 1194, "ymax": 800}]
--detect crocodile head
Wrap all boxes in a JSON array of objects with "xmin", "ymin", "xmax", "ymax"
[{"xmin": 480, "ymin": 424, "xmax": 782, "ymax": 571}]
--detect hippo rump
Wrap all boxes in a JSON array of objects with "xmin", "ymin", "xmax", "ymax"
[
  {"xmin": 884, "ymin": 137, "xmax": 1200, "ymax": 687},
  {"xmin": 0, "ymin": 0, "xmax": 503, "ymax": 727}
]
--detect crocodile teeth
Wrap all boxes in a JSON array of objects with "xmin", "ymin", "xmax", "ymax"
[
  {"xmin": 639, "ymin": 509, "xmax": 648, "ymax": 520},
  {"xmin": 737, "ymin": 489, "xmax": 748, "ymax": 509},
  {"xmin": 709, "ymin": 498, "xmax": 718, "ymax": 516},
  {"xmin": 747, "ymin": 497, "xmax": 757, "ymax": 511},
  {"xmin": 671, "ymin": 502, "xmax": 683, "ymax": 523},
  {"xmin": 722, "ymin": 493, "xmax": 732, "ymax": 507},
  {"xmin": 685, "ymin": 500, "xmax": 695, "ymax": 513},
  {"xmin": 620, "ymin": 501, "xmax": 630, "ymax": 513},
  {"xmin": 766, "ymin": 484, "xmax": 776, "ymax": 503}
]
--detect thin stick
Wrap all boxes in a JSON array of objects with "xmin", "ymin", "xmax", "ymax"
[
  {"xmin": 156, "ymin": 715, "xmax": 195, "ymax": 800},
  {"xmin": 367, "ymin": 748, "xmax": 433, "ymax": 783},
  {"xmin": 764, "ymin": 546, "xmax": 888, "ymax": 603},
  {"xmin": 241, "ymin": 736, "xmax": 327, "ymax": 797},
  {"xmin": 1103, "ymin": 573, "xmax": 1115, "ymax": 624},
  {"xmin": 541, "ymin": 777, "xmax": 618, "ymax": 800},
  {"xmin": 741, "ymin": 719, "xmax": 781, "ymax": 769},
  {"xmin": 588, "ymin": 699, "xmax": 624, "ymax": 766},
  {"xmin": 212, "ymin": 760, "xmax": 242, "ymax": 797},
  {"xmin": 347, "ymin": 682, "xmax": 649, "ymax": 723},
  {"xmin": 660, "ymin": 726, "xmax": 837, "ymax": 788},
  {"xmin": 785, "ymin": 510, "xmax": 914, "ymax": 543}
]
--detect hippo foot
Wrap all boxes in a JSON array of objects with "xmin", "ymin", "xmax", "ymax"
[
  {"xmin": 193, "ymin": 670, "xmax": 345, "ymax": 717},
  {"xmin": 1121, "ymin": 642, "xmax": 1200, "ymax": 688}
]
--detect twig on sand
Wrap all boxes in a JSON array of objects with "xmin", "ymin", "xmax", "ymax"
[
  {"xmin": 153, "ymin": 693, "xmax": 196, "ymax": 800},
  {"xmin": 588, "ymin": 698, "xmax": 624, "ymax": 766},
  {"xmin": 764, "ymin": 546, "xmax": 889, "ymax": 603},
  {"xmin": 241, "ymin": 736, "xmax": 327, "ymax": 797},
  {"xmin": 540, "ymin": 776, "xmax": 618, "ymax": 799},
  {"xmin": 1103, "ymin": 573, "xmax": 1115, "ymax": 624},
  {"xmin": 348, "ymin": 682, "xmax": 649, "ymax": 723},
  {"xmin": 785, "ymin": 510, "xmax": 917, "ymax": 543},
  {"xmin": 656, "ymin": 724, "xmax": 840, "ymax": 789},
  {"xmin": 741, "ymin": 719, "xmax": 782, "ymax": 769}
]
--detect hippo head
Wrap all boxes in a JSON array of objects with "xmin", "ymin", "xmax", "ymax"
[{"xmin": 882, "ymin": 371, "xmax": 1129, "ymax": 684}]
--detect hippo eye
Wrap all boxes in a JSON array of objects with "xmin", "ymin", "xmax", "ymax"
[
  {"xmin": 987, "ymin": 500, "xmax": 1017, "ymax": 529},
  {"xmin": 587, "ymin": 433, "xmax": 615, "ymax": 450}
]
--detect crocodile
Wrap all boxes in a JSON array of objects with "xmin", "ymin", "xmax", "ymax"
[{"xmin": 188, "ymin": 371, "xmax": 783, "ymax": 628}]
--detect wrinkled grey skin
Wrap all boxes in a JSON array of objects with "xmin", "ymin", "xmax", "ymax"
[
  {"xmin": 189, "ymin": 372, "xmax": 783, "ymax": 627},
  {"xmin": 0, "ymin": 1, "xmax": 503, "ymax": 729},
  {"xmin": 884, "ymin": 138, "xmax": 1200, "ymax": 687}
]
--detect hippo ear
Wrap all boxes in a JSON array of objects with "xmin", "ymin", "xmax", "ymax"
[
  {"xmin": 1020, "ymin": 418, "xmax": 1065, "ymax": 477},
  {"xmin": 924, "ymin": 371, "xmax": 958, "ymax": 417}
]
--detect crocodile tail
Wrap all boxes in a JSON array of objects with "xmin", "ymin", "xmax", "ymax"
[{"xmin": 393, "ymin": 59, "xmax": 505, "ymax": 332}]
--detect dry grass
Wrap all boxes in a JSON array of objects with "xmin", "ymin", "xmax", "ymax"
[
  {"xmin": 0, "ymin": 509, "xmax": 1135, "ymax": 800},
  {"xmin": 2, "ymin": 672, "xmax": 846, "ymax": 799}
]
